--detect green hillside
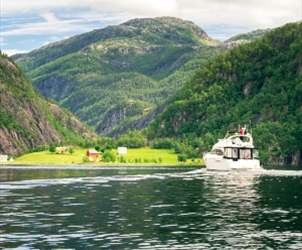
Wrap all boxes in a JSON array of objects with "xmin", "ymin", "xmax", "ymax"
[
  {"xmin": 0, "ymin": 52, "xmax": 96, "ymax": 156},
  {"xmin": 14, "ymin": 17, "xmax": 222, "ymax": 136},
  {"xmin": 226, "ymin": 29, "xmax": 270, "ymax": 43},
  {"xmin": 149, "ymin": 22, "xmax": 302, "ymax": 165}
]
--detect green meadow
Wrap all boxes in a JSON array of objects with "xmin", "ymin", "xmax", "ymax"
[{"xmin": 12, "ymin": 148, "xmax": 203, "ymax": 166}]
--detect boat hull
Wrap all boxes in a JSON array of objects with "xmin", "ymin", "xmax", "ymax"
[{"xmin": 204, "ymin": 154, "xmax": 261, "ymax": 171}]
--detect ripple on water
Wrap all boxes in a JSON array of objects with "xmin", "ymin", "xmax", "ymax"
[{"xmin": 0, "ymin": 168, "xmax": 302, "ymax": 249}]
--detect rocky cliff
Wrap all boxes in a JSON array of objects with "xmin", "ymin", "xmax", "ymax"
[{"xmin": 0, "ymin": 52, "xmax": 96, "ymax": 156}]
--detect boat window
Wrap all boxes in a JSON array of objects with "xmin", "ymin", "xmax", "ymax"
[
  {"xmin": 232, "ymin": 148, "xmax": 238, "ymax": 158},
  {"xmin": 239, "ymin": 136, "xmax": 250, "ymax": 142},
  {"xmin": 224, "ymin": 148, "xmax": 238, "ymax": 159},
  {"xmin": 211, "ymin": 149, "xmax": 223, "ymax": 155},
  {"xmin": 239, "ymin": 149, "xmax": 252, "ymax": 159},
  {"xmin": 224, "ymin": 148, "xmax": 231, "ymax": 158}
]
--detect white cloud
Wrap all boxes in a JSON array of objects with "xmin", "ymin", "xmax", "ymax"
[
  {"xmin": 1, "ymin": 12, "xmax": 98, "ymax": 37},
  {"xmin": 3, "ymin": 0, "xmax": 301, "ymax": 29},
  {"xmin": 177, "ymin": 0, "xmax": 301, "ymax": 30},
  {"xmin": 1, "ymin": 0, "xmax": 301, "ymax": 43},
  {"xmin": 3, "ymin": 0, "xmax": 85, "ymax": 14},
  {"xmin": 2, "ymin": 49, "xmax": 27, "ymax": 56},
  {"xmin": 3, "ymin": 0, "xmax": 179, "ymax": 15},
  {"xmin": 96, "ymin": 0, "xmax": 179, "ymax": 16},
  {"xmin": 40, "ymin": 12, "xmax": 60, "ymax": 23}
]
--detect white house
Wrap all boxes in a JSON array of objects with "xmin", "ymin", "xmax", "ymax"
[
  {"xmin": 0, "ymin": 155, "xmax": 8, "ymax": 163},
  {"xmin": 55, "ymin": 147, "xmax": 68, "ymax": 154},
  {"xmin": 117, "ymin": 147, "xmax": 127, "ymax": 156}
]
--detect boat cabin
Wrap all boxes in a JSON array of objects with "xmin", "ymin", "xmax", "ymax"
[{"xmin": 223, "ymin": 147, "xmax": 254, "ymax": 161}]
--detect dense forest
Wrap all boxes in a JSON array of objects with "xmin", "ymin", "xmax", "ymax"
[
  {"xmin": 0, "ymin": 52, "xmax": 96, "ymax": 155},
  {"xmin": 149, "ymin": 22, "xmax": 302, "ymax": 165}
]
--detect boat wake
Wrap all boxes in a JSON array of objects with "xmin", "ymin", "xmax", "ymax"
[{"xmin": 0, "ymin": 167, "xmax": 301, "ymax": 190}]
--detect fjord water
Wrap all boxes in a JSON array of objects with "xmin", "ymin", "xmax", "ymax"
[{"xmin": 1, "ymin": 167, "xmax": 302, "ymax": 249}]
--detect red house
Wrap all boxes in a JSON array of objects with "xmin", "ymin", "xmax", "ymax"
[{"xmin": 86, "ymin": 149, "xmax": 100, "ymax": 161}]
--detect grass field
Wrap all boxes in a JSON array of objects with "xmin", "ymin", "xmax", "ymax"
[
  {"xmin": 14, "ymin": 149, "xmax": 87, "ymax": 165},
  {"xmin": 13, "ymin": 147, "xmax": 203, "ymax": 166},
  {"xmin": 114, "ymin": 148, "xmax": 177, "ymax": 164}
]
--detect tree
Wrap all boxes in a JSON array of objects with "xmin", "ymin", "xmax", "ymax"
[
  {"xmin": 178, "ymin": 154, "xmax": 187, "ymax": 162},
  {"xmin": 69, "ymin": 147, "xmax": 75, "ymax": 155},
  {"xmin": 102, "ymin": 150, "xmax": 116, "ymax": 162},
  {"xmin": 49, "ymin": 146, "xmax": 56, "ymax": 153},
  {"xmin": 117, "ymin": 130, "xmax": 146, "ymax": 148}
]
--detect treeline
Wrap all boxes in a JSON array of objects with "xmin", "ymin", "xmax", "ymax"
[{"xmin": 46, "ymin": 130, "xmax": 201, "ymax": 162}]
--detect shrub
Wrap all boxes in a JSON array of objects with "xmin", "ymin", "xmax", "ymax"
[
  {"xmin": 134, "ymin": 158, "xmax": 142, "ymax": 163},
  {"xmin": 102, "ymin": 150, "xmax": 116, "ymax": 162},
  {"xmin": 117, "ymin": 130, "xmax": 146, "ymax": 148},
  {"xmin": 174, "ymin": 142, "xmax": 186, "ymax": 154},
  {"xmin": 178, "ymin": 154, "xmax": 187, "ymax": 162},
  {"xmin": 69, "ymin": 147, "xmax": 75, "ymax": 155},
  {"xmin": 105, "ymin": 144, "xmax": 113, "ymax": 150},
  {"xmin": 95, "ymin": 137, "xmax": 116, "ymax": 150},
  {"xmin": 31, "ymin": 145, "xmax": 48, "ymax": 153},
  {"xmin": 152, "ymin": 138, "xmax": 175, "ymax": 149},
  {"xmin": 174, "ymin": 141, "xmax": 199, "ymax": 159},
  {"xmin": 118, "ymin": 156, "xmax": 127, "ymax": 163},
  {"xmin": 82, "ymin": 156, "xmax": 89, "ymax": 163},
  {"xmin": 49, "ymin": 146, "xmax": 56, "ymax": 153},
  {"xmin": 95, "ymin": 145, "xmax": 105, "ymax": 153}
]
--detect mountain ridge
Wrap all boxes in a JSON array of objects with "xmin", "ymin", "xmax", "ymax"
[{"xmin": 13, "ymin": 17, "xmax": 221, "ymax": 136}]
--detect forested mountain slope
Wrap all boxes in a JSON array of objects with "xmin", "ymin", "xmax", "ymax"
[
  {"xmin": 149, "ymin": 22, "xmax": 302, "ymax": 165},
  {"xmin": 13, "ymin": 17, "xmax": 222, "ymax": 135},
  {"xmin": 226, "ymin": 29, "xmax": 270, "ymax": 43},
  {"xmin": 0, "ymin": 52, "xmax": 96, "ymax": 156}
]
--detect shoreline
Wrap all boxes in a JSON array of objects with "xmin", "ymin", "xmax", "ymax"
[
  {"xmin": 10, "ymin": 148, "xmax": 204, "ymax": 168},
  {"xmin": 0, "ymin": 163, "xmax": 204, "ymax": 170}
]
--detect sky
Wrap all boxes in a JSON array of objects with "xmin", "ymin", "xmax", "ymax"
[{"xmin": 0, "ymin": 0, "xmax": 301, "ymax": 55}]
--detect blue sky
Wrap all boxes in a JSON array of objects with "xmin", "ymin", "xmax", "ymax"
[{"xmin": 1, "ymin": 0, "xmax": 301, "ymax": 55}]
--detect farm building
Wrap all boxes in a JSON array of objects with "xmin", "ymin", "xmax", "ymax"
[
  {"xmin": 118, "ymin": 147, "xmax": 127, "ymax": 156},
  {"xmin": 56, "ymin": 147, "xmax": 68, "ymax": 154},
  {"xmin": 0, "ymin": 155, "xmax": 8, "ymax": 163},
  {"xmin": 86, "ymin": 149, "xmax": 101, "ymax": 161}
]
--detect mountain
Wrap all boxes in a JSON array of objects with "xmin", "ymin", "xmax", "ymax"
[
  {"xmin": 226, "ymin": 29, "xmax": 270, "ymax": 43},
  {"xmin": 13, "ymin": 17, "xmax": 222, "ymax": 136},
  {"xmin": 149, "ymin": 22, "xmax": 302, "ymax": 165},
  {"xmin": 0, "ymin": 52, "xmax": 96, "ymax": 156},
  {"xmin": 222, "ymin": 29, "xmax": 270, "ymax": 49}
]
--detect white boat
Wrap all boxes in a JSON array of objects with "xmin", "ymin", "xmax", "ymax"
[{"xmin": 203, "ymin": 127, "xmax": 261, "ymax": 171}]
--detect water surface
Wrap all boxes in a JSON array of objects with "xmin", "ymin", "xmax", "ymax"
[{"xmin": 0, "ymin": 167, "xmax": 302, "ymax": 249}]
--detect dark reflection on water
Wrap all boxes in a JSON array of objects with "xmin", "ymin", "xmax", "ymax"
[{"xmin": 0, "ymin": 168, "xmax": 302, "ymax": 249}]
